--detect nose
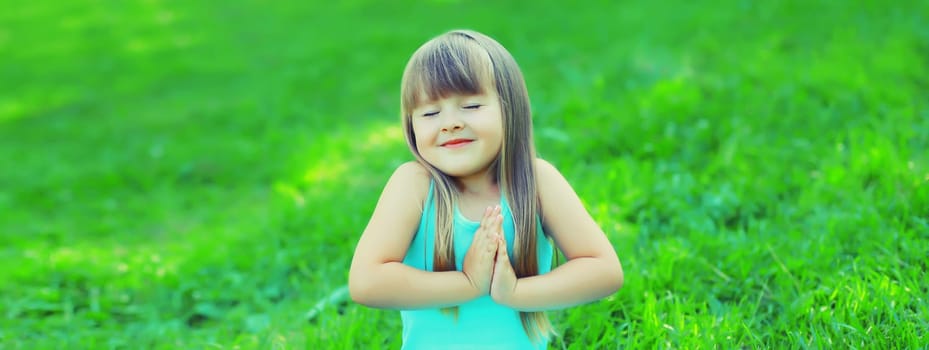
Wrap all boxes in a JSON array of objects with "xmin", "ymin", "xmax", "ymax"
[{"xmin": 440, "ymin": 112, "xmax": 464, "ymax": 132}]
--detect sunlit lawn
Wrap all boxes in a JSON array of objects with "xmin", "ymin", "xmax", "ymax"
[{"xmin": 1, "ymin": 0, "xmax": 927, "ymax": 348}]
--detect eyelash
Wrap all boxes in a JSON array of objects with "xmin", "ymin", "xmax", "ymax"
[{"xmin": 420, "ymin": 104, "xmax": 481, "ymax": 117}]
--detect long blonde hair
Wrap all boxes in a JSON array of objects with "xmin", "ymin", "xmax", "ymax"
[{"xmin": 399, "ymin": 29, "xmax": 553, "ymax": 342}]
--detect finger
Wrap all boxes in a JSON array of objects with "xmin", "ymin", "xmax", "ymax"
[
  {"xmin": 496, "ymin": 216, "xmax": 505, "ymax": 240},
  {"xmin": 495, "ymin": 239, "xmax": 509, "ymax": 267},
  {"xmin": 482, "ymin": 206, "xmax": 500, "ymax": 229},
  {"xmin": 488, "ymin": 214, "xmax": 502, "ymax": 239},
  {"xmin": 493, "ymin": 239, "xmax": 502, "ymax": 261},
  {"xmin": 480, "ymin": 206, "xmax": 492, "ymax": 229},
  {"xmin": 477, "ymin": 207, "xmax": 496, "ymax": 243}
]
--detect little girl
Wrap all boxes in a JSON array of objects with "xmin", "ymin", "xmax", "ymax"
[{"xmin": 349, "ymin": 29, "xmax": 624, "ymax": 349}]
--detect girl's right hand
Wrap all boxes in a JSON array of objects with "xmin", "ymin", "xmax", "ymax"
[{"xmin": 462, "ymin": 205, "xmax": 502, "ymax": 295}]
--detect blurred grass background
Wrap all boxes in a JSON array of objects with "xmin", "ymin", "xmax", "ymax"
[{"xmin": 1, "ymin": 0, "xmax": 927, "ymax": 348}]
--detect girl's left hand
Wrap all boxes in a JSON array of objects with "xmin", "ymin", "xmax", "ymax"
[{"xmin": 490, "ymin": 233, "xmax": 518, "ymax": 305}]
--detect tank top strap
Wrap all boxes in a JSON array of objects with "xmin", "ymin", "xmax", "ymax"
[{"xmin": 414, "ymin": 179, "xmax": 436, "ymax": 270}]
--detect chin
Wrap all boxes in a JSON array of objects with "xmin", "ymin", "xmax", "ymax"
[{"xmin": 421, "ymin": 155, "xmax": 494, "ymax": 178}]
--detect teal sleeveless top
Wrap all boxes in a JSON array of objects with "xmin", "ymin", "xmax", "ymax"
[{"xmin": 401, "ymin": 180, "xmax": 554, "ymax": 349}]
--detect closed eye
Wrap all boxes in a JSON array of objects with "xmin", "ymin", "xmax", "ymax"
[
  {"xmin": 422, "ymin": 111, "xmax": 439, "ymax": 117},
  {"xmin": 464, "ymin": 104, "xmax": 481, "ymax": 110}
]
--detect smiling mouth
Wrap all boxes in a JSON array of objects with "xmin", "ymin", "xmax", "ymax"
[{"xmin": 441, "ymin": 139, "xmax": 473, "ymax": 148}]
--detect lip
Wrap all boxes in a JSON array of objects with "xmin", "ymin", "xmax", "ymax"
[{"xmin": 440, "ymin": 138, "xmax": 474, "ymax": 148}]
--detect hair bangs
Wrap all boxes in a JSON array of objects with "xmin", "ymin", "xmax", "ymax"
[{"xmin": 401, "ymin": 36, "xmax": 494, "ymax": 116}]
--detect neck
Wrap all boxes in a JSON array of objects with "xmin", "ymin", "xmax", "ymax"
[{"xmin": 454, "ymin": 168, "xmax": 498, "ymax": 196}]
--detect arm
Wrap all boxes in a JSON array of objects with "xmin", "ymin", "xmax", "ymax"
[
  {"xmin": 348, "ymin": 162, "xmax": 481, "ymax": 309},
  {"xmin": 497, "ymin": 158, "xmax": 624, "ymax": 311}
]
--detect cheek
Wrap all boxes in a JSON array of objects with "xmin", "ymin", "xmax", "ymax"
[
  {"xmin": 490, "ymin": 119, "xmax": 505, "ymax": 142},
  {"xmin": 410, "ymin": 124, "xmax": 431, "ymax": 148}
]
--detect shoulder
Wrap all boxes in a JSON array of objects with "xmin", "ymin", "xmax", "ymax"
[
  {"xmin": 386, "ymin": 161, "xmax": 432, "ymax": 204},
  {"xmin": 351, "ymin": 161, "xmax": 433, "ymax": 269},
  {"xmin": 533, "ymin": 157, "xmax": 562, "ymax": 190},
  {"xmin": 394, "ymin": 160, "xmax": 432, "ymax": 180},
  {"xmin": 365, "ymin": 161, "xmax": 433, "ymax": 239},
  {"xmin": 532, "ymin": 158, "xmax": 611, "ymax": 259},
  {"xmin": 533, "ymin": 157, "xmax": 579, "ymax": 217},
  {"xmin": 534, "ymin": 157, "xmax": 557, "ymax": 174},
  {"xmin": 393, "ymin": 161, "xmax": 432, "ymax": 185}
]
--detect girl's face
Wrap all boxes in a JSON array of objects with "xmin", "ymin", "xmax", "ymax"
[{"xmin": 411, "ymin": 89, "xmax": 503, "ymax": 179}]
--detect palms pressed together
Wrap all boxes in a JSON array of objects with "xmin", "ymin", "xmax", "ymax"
[{"xmin": 462, "ymin": 205, "xmax": 519, "ymax": 305}]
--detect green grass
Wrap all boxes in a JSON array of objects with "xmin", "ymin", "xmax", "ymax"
[{"xmin": 1, "ymin": 0, "xmax": 927, "ymax": 348}]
